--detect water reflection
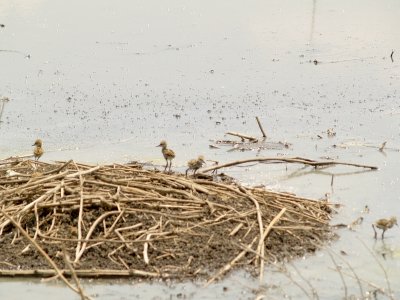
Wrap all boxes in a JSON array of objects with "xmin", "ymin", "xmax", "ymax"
[
  {"xmin": 0, "ymin": 0, "xmax": 44, "ymax": 15},
  {"xmin": 309, "ymin": 0, "xmax": 317, "ymax": 44},
  {"xmin": 0, "ymin": 97, "xmax": 10, "ymax": 126}
]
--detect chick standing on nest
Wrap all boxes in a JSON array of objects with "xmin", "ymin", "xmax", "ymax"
[
  {"xmin": 32, "ymin": 139, "xmax": 44, "ymax": 161},
  {"xmin": 157, "ymin": 140, "xmax": 175, "ymax": 172},
  {"xmin": 372, "ymin": 216, "xmax": 398, "ymax": 239},
  {"xmin": 186, "ymin": 155, "xmax": 205, "ymax": 177}
]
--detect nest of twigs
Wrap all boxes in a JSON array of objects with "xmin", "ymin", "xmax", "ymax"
[{"xmin": 0, "ymin": 158, "xmax": 336, "ymax": 282}]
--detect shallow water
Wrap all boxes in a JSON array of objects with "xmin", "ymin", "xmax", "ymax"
[{"xmin": 1, "ymin": 0, "xmax": 400, "ymax": 299}]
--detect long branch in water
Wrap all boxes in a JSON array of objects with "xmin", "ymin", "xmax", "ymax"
[{"xmin": 200, "ymin": 156, "xmax": 378, "ymax": 173}]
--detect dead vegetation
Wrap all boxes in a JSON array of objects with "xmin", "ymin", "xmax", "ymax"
[{"xmin": 0, "ymin": 157, "xmax": 337, "ymax": 284}]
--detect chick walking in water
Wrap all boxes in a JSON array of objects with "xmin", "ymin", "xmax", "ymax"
[
  {"xmin": 372, "ymin": 216, "xmax": 398, "ymax": 239},
  {"xmin": 32, "ymin": 139, "xmax": 44, "ymax": 161},
  {"xmin": 186, "ymin": 155, "xmax": 205, "ymax": 177},
  {"xmin": 157, "ymin": 140, "xmax": 175, "ymax": 172}
]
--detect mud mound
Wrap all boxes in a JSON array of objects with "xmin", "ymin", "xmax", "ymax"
[{"xmin": 0, "ymin": 158, "xmax": 335, "ymax": 281}]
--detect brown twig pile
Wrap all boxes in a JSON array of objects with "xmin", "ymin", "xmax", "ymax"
[{"xmin": 0, "ymin": 158, "xmax": 336, "ymax": 281}]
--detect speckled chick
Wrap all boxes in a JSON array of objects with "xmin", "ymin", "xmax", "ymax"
[
  {"xmin": 186, "ymin": 155, "xmax": 205, "ymax": 177},
  {"xmin": 373, "ymin": 216, "xmax": 398, "ymax": 239},
  {"xmin": 157, "ymin": 140, "xmax": 175, "ymax": 172},
  {"xmin": 32, "ymin": 139, "xmax": 44, "ymax": 161}
]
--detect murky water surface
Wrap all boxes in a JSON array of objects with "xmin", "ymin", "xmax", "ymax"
[{"xmin": 1, "ymin": 0, "xmax": 400, "ymax": 299}]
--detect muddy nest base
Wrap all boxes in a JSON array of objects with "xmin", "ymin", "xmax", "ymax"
[{"xmin": 0, "ymin": 158, "xmax": 336, "ymax": 282}]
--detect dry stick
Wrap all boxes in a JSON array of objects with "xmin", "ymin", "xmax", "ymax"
[
  {"xmin": 62, "ymin": 247, "xmax": 92, "ymax": 300},
  {"xmin": 50, "ymin": 182, "xmax": 62, "ymax": 232},
  {"xmin": 258, "ymin": 208, "xmax": 286, "ymax": 283},
  {"xmin": 255, "ymin": 117, "xmax": 267, "ymax": 138},
  {"xmin": 225, "ymin": 131, "xmax": 258, "ymax": 141},
  {"xmin": 0, "ymin": 184, "xmax": 61, "ymax": 228},
  {"xmin": 229, "ymin": 223, "xmax": 244, "ymax": 236},
  {"xmin": 358, "ymin": 238, "xmax": 394, "ymax": 299},
  {"xmin": 205, "ymin": 235, "xmax": 258, "ymax": 287},
  {"xmin": 66, "ymin": 165, "xmax": 100, "ymax": 179},
  {"xmin": 238, "ymin": 187, "xmax": 264, "ymax": 269},
  {"xmin": 167, "ymin": 177, "xmax": 213, "ymax": 195},
  {"xmin": 103, "ymin": 210, "xmax": 125, "ymax": 238},
  {"xmin": 0, "ymin": 210, "xmax": 80, "ymax": 294},
  {"xmin": 114, "ymin": 223, "xmax": 143, "ymax": 233},
  {"xmin": 0, "ymin": 268, "xmax": 163, "ymax": 278},
  {"xmin": 0, "ymin": 171, "xmax": 67, "ymax": 196},
  {"xmin": 192, "ymin": 180, "xmax": 254, "ymax": 214},
  {"xmin": 38, "ymin": 233, "xmax": 174, "ymax": 244},
  {"xmin": 74, "ymin": 211, "xmax": 122, "ymax": 263},
  {"xmin": 124, "ymin": 208, "xmax": 203, "ymax": 220},
  {"xmin": 115, "ymin": 231, "xmax": 132, "ymax": 250},
  {"xmin": 44, "ymin": 159, "xmax": 73, "ymax": 175},
  {"xmin": 74, "ymin": 162, "xmax": 85, "ymax": 263},
  {"xmin": 118, "ymin": 256, "xmax": 130, "ymax": 270},
  {"xmin": 94, "ymin": 176, "xmax": 185, "ymax": 198},
  {"xmin": 200, "ymin": 157, "xmax": 378, "ymax": 173},
  {"xmin": 33, "ymin": 203, "xmax": 40, "ymax": 240},
  {"xmin": 143, "ymin": 234, "xmax": 151, "ymax": 265}
]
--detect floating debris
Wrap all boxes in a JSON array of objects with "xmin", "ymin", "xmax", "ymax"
[{"xmin": 327, "ymin": 128, "xmax": 336, "ymax": 137}]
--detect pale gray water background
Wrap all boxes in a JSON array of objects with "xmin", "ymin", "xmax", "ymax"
[{"xmin": 0, "ymin": 0, "xmax": 400, "ymax": 299}]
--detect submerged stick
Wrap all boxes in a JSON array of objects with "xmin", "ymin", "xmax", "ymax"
[
  {"xmin": 324, "ymin": 246, "xmax": 364, "ymax": 298},
  {"xmin": 255, "ymin": 117, "xmax": 267, "ymax": 138},
  {"xmin": 328, "ymin": 251, "xmax": 348, "ymax": 299},
  {"xmin": 0, "ymin": 96, "xmax": 9, "ymax": 125}
]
